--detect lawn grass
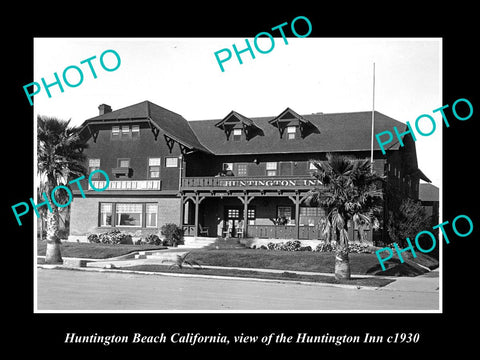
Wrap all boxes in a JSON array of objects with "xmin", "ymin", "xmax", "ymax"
[
  {"xmin": 37, "ymin": 240, "xmax": 166, "ymax": 259},
  {"xmin": 187, "ymin": 248, "xmax": 436, "ymax": 276},
  {"xmin": 37, "ymin": 239, "xmax": 438, "ymax": 277},
  {"xmin": 121, "ymin": 264, "xmax": 395, "ymax": 288}
]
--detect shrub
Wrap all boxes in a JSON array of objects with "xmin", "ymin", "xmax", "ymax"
[
  {"xmin": 97, "ymin": 230, "xmax": 132, "ymax": 245},
  {"xmin": 87, "ymin": 233, "xmax": 100, "ymax": 243},
  {"xmin": 315, "ymin": 241, "xmax": 336, "ymax": 252},
  {"xmin": 283, "ymin": 240, "xmax": 302, "ymax": 251},
  {"xmin": 161, "ymin": 223, "xmax": 184, "ymax": 247},
  {"xmin": 144, "ymin": 234, "xmax": 162, "ymax": 245}
]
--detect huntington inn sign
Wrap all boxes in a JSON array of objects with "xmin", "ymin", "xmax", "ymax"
[{"xmin": 218, "ymin": 178, "xmax": 323, "ymax": 187}]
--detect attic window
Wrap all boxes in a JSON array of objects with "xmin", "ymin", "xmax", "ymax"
[
  {"xmin": 287, "ymin": 126, "xmax": 296, "ymax": 139},
  {"xmin": 233, "ymin": 129, "xmax": 242, "ymax": 141}
]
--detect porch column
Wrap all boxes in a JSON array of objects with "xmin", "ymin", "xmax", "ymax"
[
  {"xmin": 289, "ymin": 193, "xmax": 301, "ymax": 240},
  {"xmin": 194, "ymin": 193, "xmax": 205, "ymax": 237},
  {"xmin": 238, "ymin": 193, "xmax": 254, "ymax": 237},
  {"xmin": 179, "ymin": 194, "xmax": 185, "ymax": 231}
]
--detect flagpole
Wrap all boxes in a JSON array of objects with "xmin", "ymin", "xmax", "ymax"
[{"xmin": 370, "ymin": 62, "xmax": 375, "ymax": 172}]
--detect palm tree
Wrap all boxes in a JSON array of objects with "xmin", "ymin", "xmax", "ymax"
[
  {"xmin": 168, "ymin": 252, "xmax": 202, "ymax": 269},
  {"xmin": 37, "ymin": 116, "xmax": 87, "ymax": 263},
  {"xmin": 306, "ymin": 153, "xmax": 384, "ymax": 280}
]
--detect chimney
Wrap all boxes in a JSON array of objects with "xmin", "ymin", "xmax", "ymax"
[{"xmin": 98, "ymin": 104, "xmax": 112, "ymax": 115}]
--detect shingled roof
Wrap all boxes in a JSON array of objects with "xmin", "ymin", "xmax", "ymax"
[
  {"xmin": 189, "ymin": 110, "xmax": 406, "ymax": 155},
  {"xmin": 81, "ymin": 100, "xmax": 210, "ymax": 153}
]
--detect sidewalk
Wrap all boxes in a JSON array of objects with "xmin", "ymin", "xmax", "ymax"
[{"xmin": 37, "ymin": 251, "xmax": 440, "ymax": 292}]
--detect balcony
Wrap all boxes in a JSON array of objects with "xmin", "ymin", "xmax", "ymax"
[
  {"xmin": 88, "ymin": 180, "xmax": 161, "ymax": 191},
  {"xmin": 180, "ymin": 175, "xmax": 322, "ymax": 191}
]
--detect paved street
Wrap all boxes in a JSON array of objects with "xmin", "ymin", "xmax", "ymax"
[{"xmin": 36, "ymin": 268, "xmax": 439, "ymax": 311}]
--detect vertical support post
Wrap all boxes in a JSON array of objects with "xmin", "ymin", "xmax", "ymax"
[
  {"xmin": 289, "ymin": 194, "xmax": 300, "ymax": 240},
  {"xmin": 179, "ymin": 194, "xmax": 185, "ymax": 227},
  {"xmin": 194, "ymin": 193, "xmax": 199, "ymax": 237},
  {"xmin": 295, "ymin": 193, "xmax": 300, "ymax": 240},
  {"xmin": 243, "ymin": 193, "xmax": 249, "ymax": 237}
]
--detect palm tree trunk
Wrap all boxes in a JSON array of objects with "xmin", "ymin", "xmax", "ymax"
[
  {"xmin": 334, "ymin": 227, "xmax": 351, "ymax": 280},
  {"xmin": 45, "ymin": 208, "xmax": 62, "ymax": 264}
]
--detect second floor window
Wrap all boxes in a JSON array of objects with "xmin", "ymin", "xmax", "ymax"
[
  {"xmin": 89, "ymin": 158, "xmax": 101, "ymax": 179},
  {"xmin": 112, "ymin": 126, "xmax": 120, "ymax": 138},
  {"xmin": 165, "ymin": 157, "xmax": 178, "ymax": 168},
  {"xmin": 148, "ymin": 158, "xmax": 161, "ymax": 178},
  {"xmin": 132, "ymin": 125, "xmax": 140, "ymax": 138},
  {"xmin": 118, "ymin": 158, "xmax": 130, "ymax": 168},
  {"xmin": 237, "ymin": 164, "xmax": 248, "ymax": 176},
  {"xmin": 266, "ymin": 162, "xmax": 277, "ymax": 176}
]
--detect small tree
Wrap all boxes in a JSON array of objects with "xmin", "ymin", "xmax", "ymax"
[
  {"xmin": 168, "ymin": 252, "xmax": 202, "ymax": 269},
  {"xmin": 387, "ymin": 197, "xmax": 432, "ymax": 247},
  {"xmin": 306, "ymin": 154, "xmax": 384, "ymax": 280},
  {"xmin": 37, "ymin": 116, "xmax": 87, "ymax": 263}
]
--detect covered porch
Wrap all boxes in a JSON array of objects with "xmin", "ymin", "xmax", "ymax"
[{"xmin": 179, "ymin": 176, "xmax": 373, "ymax": 242}]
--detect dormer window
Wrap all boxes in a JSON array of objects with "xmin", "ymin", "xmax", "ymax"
[
  {"xmin": 215, "ymin": 110, "xmax": 264, "ymax": 141},
  {"xmin": 233, "ymin": 129, "xmax": 242, "ymax": 141},
  {"xmin": 287, "ymin": 126, "xmax": 296, "ymax": 139},
  {"xmin": 269, "ymin": 107, "xmax": 319, "ymax": 139}
]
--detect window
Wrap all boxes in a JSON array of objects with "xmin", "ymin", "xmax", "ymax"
[
  {"xmin": 237, "ymin": 164, "xmax": 248, "ymax": 176},
  {"xmin": 227, "ymin": 208, "xmax": 240, "ymax": 219},
  {"xmin": 99, "ymin": 203, "xmax": 113, "ymax": 227},
  {"xmin": 112, "ymin": 126, "xmax": 120, "ymax": 138},
  {"xmin": 165, "ymin": 157, "xmax": 178, "ymax": 168},
  {"xmin": 287, "ymin": 126, "xmax": 296, "ymax": 139},
  {"xmin": 148, "ymin": 158, "xmax": 161, "ymax": 178},
  {"xmin": 309, "ymin": 161, "xmax": 318, "ymax": 170},
  {"xmin": 233, "ymin": 128, "xmax": 242, "ymax": 141},
  {"xmin": 132, "ymin": 125, "xmax": 140, "ymax": 138},
  {"xmin": 266, "ymin": 162, "xmax": 277, "ymax": 176},
  {"xmin": 118, "ymin": 158, "xmax": 130, "ymax": 168},
  {"xmin": 245, "ymin": 207, "xmax": 256, "ymax": 225},
  {"xmin": 116, "ymin": 203, "xmax": 142, "ymax": 227},
  {"xmin": 299, "ymin": 206, "xmax": 326, "ymax": 226},
  {"xmin": 223, "ymin": 163, "xmax": 233, "ymax": 171},
  {"xmin": 145, "ymin": 204, "xmax": 158, "ymax": 227},
  {"xmin": 88, "ymin": 158, "xmax": 101, "ymax": 178},
  {"xmin": 121, "ymin": 125, "xmax": 130, "ymax": 137},
  {"xmin": 277, "ymin": 206, "xmax": 292, "ymax": 223}
]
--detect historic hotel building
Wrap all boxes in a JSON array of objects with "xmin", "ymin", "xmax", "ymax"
[{"xmin": 69, "ymin": 101, "xmax": 430, "ymax": 244}]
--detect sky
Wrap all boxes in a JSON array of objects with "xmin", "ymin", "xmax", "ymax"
[{"xmin": 33, "ymin": 37, "xmax": 442, "ymax": 186}]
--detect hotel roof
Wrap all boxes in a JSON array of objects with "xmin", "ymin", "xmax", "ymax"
[
  {"xmin": 80, "ymin": 101, "xmax": 408, "ymax": 156},
  {"xmin": 189, "ymin": 110, "xmax": 406, "ymax": 155},
  {"xmin": 81, "ymin": 100, "xmax": 210, "ymax": 153}
]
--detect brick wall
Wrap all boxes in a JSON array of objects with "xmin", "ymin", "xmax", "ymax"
[{"xmin": 69, "ymin": 195, "xmax": 180, "ymax": 237}]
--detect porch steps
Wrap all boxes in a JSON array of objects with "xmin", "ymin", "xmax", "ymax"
[{"xmin": 177, "ymin": 236, "xmax": 217, "ymax": 249}]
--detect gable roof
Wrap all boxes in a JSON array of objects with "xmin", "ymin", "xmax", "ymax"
[
  {"xmin": 80, "ymin": 100, "xmax": 210, "ymax": 153},
  {"xmin": 189, "ymin": 110, "xmax": 407, "ymax": 155}
]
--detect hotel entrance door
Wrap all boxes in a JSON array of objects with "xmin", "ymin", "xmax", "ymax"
[{"xmin": 224, "ymin": 206, "xmax": 243, "ymax": 237}]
